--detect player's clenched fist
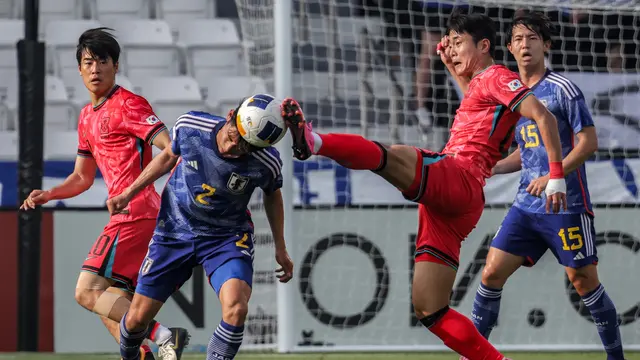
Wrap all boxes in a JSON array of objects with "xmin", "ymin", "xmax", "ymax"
[
  {"xmin": 275, "ymin": 247, "xmax": 294, "ymax": 283},
  {"xmin": 20, "ymin": 189, "xmax": 51, "ymax": 210},
  {"xmin": 437, "ymin": 35, "xmax": 454, "ymax": 67},
  {"xmin": 106, "ymin": 192, "xmax": 131, "ymax": 215}
]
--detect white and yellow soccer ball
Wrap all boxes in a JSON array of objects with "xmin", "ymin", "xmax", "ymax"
[{"xmin": 236, "ymin": 94, "xmax": 287, "ymax": 148}]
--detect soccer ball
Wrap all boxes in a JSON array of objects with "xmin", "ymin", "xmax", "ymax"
[{"xmin": 236, "ymin": 94, "xmax": 287, "ymax": 148}]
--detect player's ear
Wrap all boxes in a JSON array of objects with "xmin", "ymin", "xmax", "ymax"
[
  {"xmin": 543, "ymin": 40, "xmax": 551, "ymax": 54},
  {"xmin": 507, "ymin": 41, "xmax": 514, "ymax": 55},
  {"xmin": 478, "ymin": 38, "xmax": 491, "ymax": 55},
  {"xmin": 114, "ymin": 61, "xmax": 119, "ymax": 74}
]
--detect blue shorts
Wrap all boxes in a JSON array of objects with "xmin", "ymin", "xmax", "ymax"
[
  {"xmin": 135, "ymin": 232, "xmax": 255, "ymax": 302},
  {"xmin": 491, "ymin": 206, "xmax": 598, "ymax": 268}
]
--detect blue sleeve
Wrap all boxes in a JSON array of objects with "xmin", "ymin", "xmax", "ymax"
[
  {"xmin": 562, "ymin": 90, "xmax": 594, "ymax": 134},
  {"xmin": 170, "ymin": 125, "xmax": 182, "ymax": 156},
  {"xmin": 261, "ymin": 147, "xmax": 284, "ymax": 194}
]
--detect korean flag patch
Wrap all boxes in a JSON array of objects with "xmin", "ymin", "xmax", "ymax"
[
  {"xmin": 507, "ymin": 79, "xmax": 524, "ymax": 92},
  {"xmin": 146, "ymin": 115, "xmax": 160, "ymax": 125}
]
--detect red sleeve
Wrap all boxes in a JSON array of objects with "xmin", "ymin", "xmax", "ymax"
[
  {"xmin": 76, "ymin": 121, "xmax": 92, "ymax": 158},
  {"xmin": 122, "ymin": 95, "xmax": 167, "ymax": 145},
  {"xmin": 485, "ymin": 68, "xmax": 533, "ymax": 112}
]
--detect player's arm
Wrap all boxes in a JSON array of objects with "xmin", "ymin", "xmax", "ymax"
[
  {"xmin": 151, "ymin": 129, "xmax": 171, "ymax": 150},
  {"xmin": 124, "ymin": 146, "xmax": 178, "ymax": 201},
  {"xmin": 263, "ymin": 188, "xmax": 286, "ymax": 250},
  {"xmin": 560, "ymin": 126, "xmax": 597, "ymax": 174},
  {"xmin": 22, "ymin": 156, "xmax": 97, "ymax": 209},
  {"xmin": 263, "ymin": 188, "xmax": 294, "ymax": 282},
  {"xmin": 514, "ymin": 96, "xmax": 567, "ymax": 212},
  {"xmin": 492, "ymin": 148, "xmax": 522, "ymax": 175}
]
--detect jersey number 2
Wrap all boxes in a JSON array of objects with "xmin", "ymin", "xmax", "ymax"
[
  {"xmin": 520, "ymin": 124, "xmax": 540, "ymax": 148},
  {"xmin": 558, "ymin": 227, "xmax": 583, "ymax": 251},
  {"xmin": 196, "ymin": 184, "xmax": 216, "ymax": 205}
]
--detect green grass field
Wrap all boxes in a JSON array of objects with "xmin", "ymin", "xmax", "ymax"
[{"xmin": 1, "ymin": 352, "xmax": 639, "ymax": 360}]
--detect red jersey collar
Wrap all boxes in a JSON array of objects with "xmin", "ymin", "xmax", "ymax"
[{"xmin": 92, "ymin": 85, "xmax": 121, "ymax": 111}]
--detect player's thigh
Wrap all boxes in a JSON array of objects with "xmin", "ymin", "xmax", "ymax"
[
  {"xmin": 489, "ymin": 207, "xmax": 548, "ymax": 268},
  {"xmin": 412, "ymin": 261, "xmax": 457, "ymax": 317},
  {"xmin": 75, "ymin": 271, "xmax": 114, "ymax": 306},
  {"xmin": 374, "ymin": 144, "xmax": 420, "ymax": 192},
  {"xmin": 82, "ymin": 219, "xmax": 156, "ymax": 292},
  {"xmin": 135, "ymin": 234, "xmax": 196, "ymax": 304},
  {"xmin": 198, "ymin": 233, "xmax": 255, "ymax": 293},
  {"xmin": 482, "ymin": 247, "xmax": 525, "ymax": 289},
  {"xmin": 538, "ymin": 212, "xmax": 598, "ymax": 269},
  {"xmin": 413, "ymin": 200, "xmax": 483, "ymax": 269}
]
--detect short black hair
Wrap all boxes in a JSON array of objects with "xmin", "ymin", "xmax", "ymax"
[
  {"xmin": 507, "ymin": 11, "xmax": 555, "ymax": 45},
  {"xmin": 447, "ymin": 11, "xmax": 496, "ymax": 57},
  {"xmin": 76, "ymin": 27, "xmax": 120, "ymax": 65}
]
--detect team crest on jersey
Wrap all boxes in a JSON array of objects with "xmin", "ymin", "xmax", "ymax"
[
  {"xmin": 99, "ymin": 115, "xmax": 110, "ymax": 135},
  {"xmin": 507, "ymin": 79, "xmax": 524, "ymax": 92},
  {"xmin": 227, "ymin": 172, "xmax": 250, "ymax": 194},
  {"xmin": 146, "ymin": 115, "xmax": 160, "ymax": 125}
]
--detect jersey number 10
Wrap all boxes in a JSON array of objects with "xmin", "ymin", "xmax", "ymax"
[{"xmin": 520, "ymin": 124, "xmax": 540, "ymax": 148}]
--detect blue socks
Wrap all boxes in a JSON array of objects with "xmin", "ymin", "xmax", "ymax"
[
  {"xmin": 119, "ymin": 313, "xmax": 146, "ymax": 360},
  {"xmin": 582, "ymin": 284, "xmax": 624, "ymax": 360},
  {"xmin": 471, "ymin": 283, "xmax": 503, "ymax": 339},
  {"xmin": 207, "ymin": 320, "xmax": 244, "ymax": 360}
]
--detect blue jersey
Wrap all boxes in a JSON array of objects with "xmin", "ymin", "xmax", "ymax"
[
  {"xmin": 513, "ymin": 70, "xmax": 594, "ymax": 215},
  {"xmin": 155, "ymin": 111, "xmax": 283, "ymax": 240}
]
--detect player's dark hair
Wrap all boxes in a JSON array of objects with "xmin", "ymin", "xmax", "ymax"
[
  {"xmin": 76, "ymin": 27, "xmax": 121, "ymax": 65},
  {"xmin": 446, "ymin": 11, "xmax": 496, "ymax": 57},
  {"xmin": 507, "ymin": 10, "xmax": 555, "ymax": 45}
]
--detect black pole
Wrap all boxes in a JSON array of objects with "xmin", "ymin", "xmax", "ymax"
[{"xmin": 17, "ymin": 0, "xmax": 45, "ymax": 352}]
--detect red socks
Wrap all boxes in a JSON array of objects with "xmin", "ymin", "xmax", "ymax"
[
  {"xmin": 429, "ymin": 309, "xmax": 504, "ymax": 360},
  {"xmin": 317, "ymin": 133, "xmax": 384, "ymax": 170}
]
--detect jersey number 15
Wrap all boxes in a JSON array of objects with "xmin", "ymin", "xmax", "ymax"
[{"xmin": 520, "ymin": 124, "xmax": 540, "ymax": 148}]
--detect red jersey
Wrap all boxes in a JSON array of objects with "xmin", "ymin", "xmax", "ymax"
[
  {"xmin": 77, "ymin": 86, "xmax": 166, "ymax": 223},
  {"xmin": 443, "ymin": 65, "xmax": 532, "ymax": 186}
]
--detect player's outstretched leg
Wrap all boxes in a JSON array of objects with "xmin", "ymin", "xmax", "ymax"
[
  {"xmin": 282, "ymin": 98, "xmax": 419, "ymax": 192},
  {"xmin": 567, "ymin": 265, "xmax": 624, "ymax": 359},
  {"xmin": 413, "ymin": 262, "xmax": 507, "ymax": 360},
  {"xmin": 471, "ymin": 247, "xmax": 525, "ymax": 339},
  {"xmin": 207, "ymin": 259, "xmax": 253, "ymax": 360}
]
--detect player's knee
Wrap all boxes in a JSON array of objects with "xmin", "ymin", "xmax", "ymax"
[
  {"xmin": 567, "ymin": 266, "xmax": 600, "ymax": 295},
  {"xmin": 222, "ymin": 299, "xmax": 249, "ymax": 326},
  {"xmin": 125, "ymin": 308, "xmax": 150, "ymax": 332},
  {"xmin": 75, "ymin": 288, "xmax": 99, "ymax": 311},
  {"xmin": 481, "ymin": 264, "xmax": 508, "ymax": 289}
]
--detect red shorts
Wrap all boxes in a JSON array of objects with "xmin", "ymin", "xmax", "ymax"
[
  {"xmin": 81, "ymin": 219, "xmax": 156, "ymax": 292},
  {"xmin": 402, "ymin": 149, "xmax": 485, "ymax": 270}
]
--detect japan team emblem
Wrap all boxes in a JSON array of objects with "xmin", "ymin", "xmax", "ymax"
[
  {"xmin": 507, "ymin": 79, "xmax": 524, "ymax": 92},
  {"xmin": 227, "ymin": 172, "xmax": 250, "ymax": 194},
  {"xmin": 146, "ymin": 115, "xmax": 160, "ymax": 125}
]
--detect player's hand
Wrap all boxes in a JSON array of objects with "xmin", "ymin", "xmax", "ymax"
[
  {"xmin": 20, "ymin": 189, "xmax": 51, "ymax": 210},
  {"xmin": 437, "ymin": 35, "xmax": 454, "ymax": 67},
  {"xmin": 526, "ymin": 174, "xmax": 549, "ymax": 198},
  {"xmin": 544, "ymin": 177, "xmax": 568, "ymax": 214},
  {"xmin": 275, "ymin": 247, "xmax": 294, "ymax": 283},
  {"xmin": 106, "ymin": 192, "xmax": 131, "ymax": 216}
]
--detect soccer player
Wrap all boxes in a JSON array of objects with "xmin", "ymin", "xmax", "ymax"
[
  {"xmin": 467, "ymin": 12, "xmax": 625, "ymax": 360},
  {"xmin": 107, "ymin": 100, "xmax": 294, "ymax": 360},
  {"xmin": 282, "ymin": 12, "xmax": 567, "ymax": 360},
  {"xmin": 20, "ymin": 28, "xmax": 188, "ymax": 360}
]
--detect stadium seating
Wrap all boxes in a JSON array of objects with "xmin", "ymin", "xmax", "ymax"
[
  {"xmin": 44, "ymin": 75, "xmax": 76, "ymax": 131},
  {"xmin": 203, "ymin": 75, "xmax": 267, "ymax": 115},
  {"xmin": 45, "ymin": 20, "xmax": 103, "ymax": 81},
  {"xmin": 15, "ymin": 0, "xmax": 83, "ymax": 38},
  {"xmin": 136, "ymin": 76, "xmax": 205, "ymax": 129},
  {"xmin": 111, "ymin": 19, "xmax": 180, "ymax": 79},
  {"xmin": 178, "ymin": 19, "xmax": 246, "ymax": 80},
  {"xmin": 89, "ymin": 0, "xmax": 151, "ymax": 27},
  {"xmin": 0, "ymin": 20, "xmax": 23, "ymax": 84},
  {"xmin": 157, "ymin": 0, "xmax": 215, "ymax": 35}
]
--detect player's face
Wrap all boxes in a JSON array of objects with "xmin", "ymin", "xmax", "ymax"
[
  {"xmin": 508, "ymin": 25, "xmax": 550, "ymax": 69},
  {"xmin": 78, "ymin": 49, "xmax": 118, "ymax": 96},
  {"xmin": 218, "ymin": 121, "xmax": 252, "ymax": 157},
  {"xmin": 448, "ymin": 30, "xmax": 490, "ymax": 77}
]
